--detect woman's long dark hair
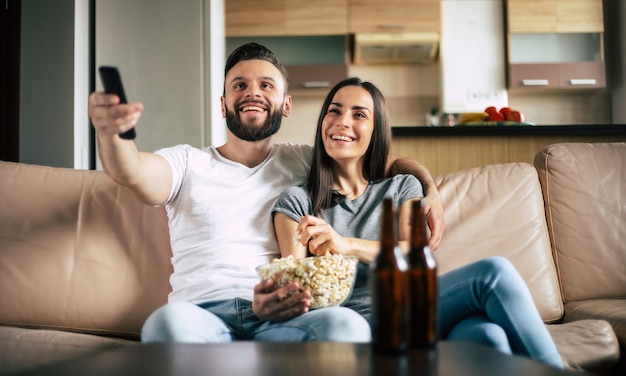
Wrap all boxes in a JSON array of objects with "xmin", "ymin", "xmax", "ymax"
[{"xmin": 307, "ymin": 77, "xmax": 391, "ymax": 216}]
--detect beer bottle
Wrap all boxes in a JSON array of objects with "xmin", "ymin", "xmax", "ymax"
[
  {"xmin": 370, "ymin": 198, "xmax": 408, "ymax": 354},
  {"xmin": 407, "ymin": 199, "xmax": 438, "ymax": 348}
]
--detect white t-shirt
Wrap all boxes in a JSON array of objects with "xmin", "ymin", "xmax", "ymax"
[{"xmin": 155, "ymin": 143, "xmax": 313, "ymax": 304}]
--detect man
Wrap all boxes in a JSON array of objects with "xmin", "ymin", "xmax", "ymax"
[{"xmin": 88, "ymin": 43, "xmax": 444, "ymax": 343}]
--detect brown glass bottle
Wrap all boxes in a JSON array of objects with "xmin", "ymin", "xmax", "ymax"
[
  {"xmin": 370, "ymin": 198, "xmax": 408, "ymax": 354},
  {"xmin": 407, "ymin": 199, "xmax": 438, "ymax": 349}
]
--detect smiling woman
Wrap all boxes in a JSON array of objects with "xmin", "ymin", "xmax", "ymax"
[
  {"xmin": 271, "ymin": 77, "xmax": 565, "ymax": 370},
  {"xmin": 322, "ymin": 84, "xmax": 375, "ymax": 197}
]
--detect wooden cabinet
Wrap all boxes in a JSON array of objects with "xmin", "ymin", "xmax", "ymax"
[
  {"xmin": 506, "ymin": 0, "xmax": 605, "ymax": 91},
  {"xmin": 507, "ymin": 0, "xmax": 604, "ymax": 33},
  {"xmin": 507, "ymin": 0, "xmax": 556, "ymax": 33},
  {"xmin": 348, "ymin": 0, "xmax": 440, "ymax": 33},
  {"xmin": 225, "ymin": 0, "xmax": 285, "ymax": 37},
  {"xmin": 226, "ymin": 0, "xmax": 440, "ymax": 37},
  {"xmin": 555, "ymin": 0, "xmax": 604, "ymax": 33},
  {"xmin": 285, "ymin": 0, "xmax": 348, "ymax": 35},
  {"xmin": 509, "ymin": 62, "xmax": 606, "ymax": 90},
  {"xmin": 287, "ymin": 64, "xmax": 349, "ymax": 94},
  {"xmin": 225, "ymin": 0, "xmax": 348, "ymax": 37}
]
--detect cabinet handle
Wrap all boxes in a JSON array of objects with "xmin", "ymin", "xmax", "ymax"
[
  {"xmin": 302, "ymin": 81, "xmax": 331, "ymax": 88},
  {"xmin": 569, "ymin": 79, "xmax": 597, "ymax": 86},
  {"xmin": 522, "ymin": 79, "xmax": 549, "ymax": 86}
]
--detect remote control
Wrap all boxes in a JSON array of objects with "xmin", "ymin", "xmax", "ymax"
[{"xmin": 98, "ymin": 66, "xmax": 137, "ymax": 140}]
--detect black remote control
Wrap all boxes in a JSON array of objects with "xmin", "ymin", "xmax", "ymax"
[{"xmin": 98, "ymin": 66, "xmax": 137, "ymax": 140}]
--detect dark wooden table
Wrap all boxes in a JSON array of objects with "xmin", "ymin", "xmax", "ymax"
[{"xmin": 14, "ymin": 341, "xmax": 583, "ymax": 376}]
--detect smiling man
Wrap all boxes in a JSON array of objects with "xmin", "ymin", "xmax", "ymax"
[{"xmin": 88, "ymin": 43, "xmax": 444, "ymax": 343}]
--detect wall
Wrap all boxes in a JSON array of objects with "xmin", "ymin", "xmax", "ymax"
[
  {"xmin": 20, "ymin": 0, "xmax": 79, "ymax": 168},
  {"xmin": 18, "ymin": 0, "xmax": 226, "ymax": 169},
  {"xmin": 508, "ymin": 92, "xmax": 612, "ymax": 125},
  {"xmin": 95, "ymin": 0, "xmax": 226, "ymax": 165}
]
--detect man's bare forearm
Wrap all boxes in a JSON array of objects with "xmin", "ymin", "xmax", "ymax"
[{"xmin": 387, "ymin": 155, "xmax": 444, "ymax": 250}]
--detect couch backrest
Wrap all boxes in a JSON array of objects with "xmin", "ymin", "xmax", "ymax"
[
  {"xmin": 534, "ymin": 142, "xmax": 626, "ymax": 303},
  {"xmin": 0, "ymin": 162, "xmax": 173, "ymax": 340},
  {"xmin": 434, "ymin": 162, "xmax": 563, "ymax": 323}
]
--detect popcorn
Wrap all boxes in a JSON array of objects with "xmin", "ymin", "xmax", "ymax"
[{"xmin": 257, "ymin": 254, "xmax": 358, "ymax": 309}]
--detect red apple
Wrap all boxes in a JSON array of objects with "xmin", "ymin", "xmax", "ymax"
[
  {"xmin": 488, "ymin": 112, "xmax": 505, "ymax": 121},
  {"xmin": 499, "ymin": 107, "xmax": 512, "ymax": 119},
  {"xmin": 485, "ymin": 106, "xmax": 498, "ymax": 115},
  {"xmin": 508, "ymin": 110, "xmax": 524, "ymax": 122}
]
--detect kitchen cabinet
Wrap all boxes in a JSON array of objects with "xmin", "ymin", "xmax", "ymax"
[
  {"xmin": 507, "ymin": 0, "xmax": 604, "ymax": 33},
  {"xmin": 225, "ymin": 0, "xmax": 348, "ymax": 36},
  {"xmin": 506, "ymin": 0, "xmax": 605, "ymax": 91},
  {"xmin": 226, "ymin": 0, "xmax": 439, "ymax": 36},
  {"xmin": 349, "ymin": 0, "xmax": 440, "ymax": 33},
  {"xmin": 508, "ymin": 61, "xmax": 605, "ymax": 90},
  {"xmin": 285, "ymin": 0, "xmax": 348, "ymax": 35},
  {"xmin": 287, "ymin": 64, "xmax": 349, "ymax": 94},
  {"xmin": 225, "ymin": 0, "xmax": 285, "ymax": 36}
]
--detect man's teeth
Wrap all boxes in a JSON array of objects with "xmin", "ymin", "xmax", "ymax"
[
  {"xmin": 331, "ymin": 134, "xmax": 353, "ymax": 142},
  {"xmin": 242, "ymin": 106, "xmax": 264, "ymax": 112}
]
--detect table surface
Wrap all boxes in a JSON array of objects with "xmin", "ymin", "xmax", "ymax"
[{"xmin": 15, "ymin": 341, "xmax": 583, "ymax": 376}]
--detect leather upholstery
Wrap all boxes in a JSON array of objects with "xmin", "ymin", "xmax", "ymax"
[
  {"xmin": 434, "ymin": 163, "xmax": 563, "ymax": 322},
  {"xmin": 534, "ymin": 142, "xmax": 626, "ymax": 303},
  {"xmin": 535, "ymin": 142, "xmax": 626, "ymax": 374},
  {"xmin": 0, "ymin": 163, "xmax": 173, "ymax": 340},
  {"xmin": 0, "ymin": 143, "xmax": 623, "ymax": 374}
]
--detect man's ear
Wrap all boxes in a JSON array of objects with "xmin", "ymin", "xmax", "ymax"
[
  {"xmin": 282, "ymin": 95, "xmax": 293, "ymax": 117},
  {"xmin": 220, "ymin": 96, "xmax": 226, "ymax": 118}
]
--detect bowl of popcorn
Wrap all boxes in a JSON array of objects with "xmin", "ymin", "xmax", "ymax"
[{"xmin": 256, "ymin": 254, "xmax": 359, "ymax": 309}]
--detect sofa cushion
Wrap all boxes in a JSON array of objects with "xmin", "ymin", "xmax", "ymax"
[
  {"xmin": 534, "ymin": 142, "xmax": 626, "ymax": 303},
  {"xmin": 0, "ymin": 162, "xmax": 173, "ymax": 340},
  {"xmin": 434, "ymin": 163, "xmax": 563, "ymax": 323},
  {"xmin": 0, "ymin": 326, "xmax": 135, "ymax": 375},
  {"xmin": 563, "ymin": 299, "xmax": 626, "ymax": 343},
  {"xmin": 547, "ymin": 319, "xmax": 619, "ymax": 372}
]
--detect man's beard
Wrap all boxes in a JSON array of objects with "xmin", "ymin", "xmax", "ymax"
[{"xmin": 225, "ymin": 100, "xmax": 284, "ymax": 142}]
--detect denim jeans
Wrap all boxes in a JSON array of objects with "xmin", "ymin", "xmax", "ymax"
[
  {"xmin": 344, "ymin": 256, "xmax": 563, "ymax": 369},
  {"xmin": 142, "ymin": 298, "xmax": 370, "ymax": 343},
  {"xmin": 142, "ymin": 256, "xmax": 562, "ymax": 369}
]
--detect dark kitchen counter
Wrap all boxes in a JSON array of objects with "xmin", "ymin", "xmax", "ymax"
[{"xmin": 392, "ymin": 124, "xmax": 626, "ymax": 137}]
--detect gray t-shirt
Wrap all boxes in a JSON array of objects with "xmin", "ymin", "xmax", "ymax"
[{"xmin": 272, "ymin": 174, "xmax": 423, "ymax": 321}]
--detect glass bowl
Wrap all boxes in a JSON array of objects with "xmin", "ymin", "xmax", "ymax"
[{"xmin": 256, "ymin": 254, "xmax": 359, "ymax": 309}]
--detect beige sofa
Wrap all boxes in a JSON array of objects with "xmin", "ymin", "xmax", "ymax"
[{"xmin": 0, "ymin": 142, "xmax": 623, "ymax": 375}]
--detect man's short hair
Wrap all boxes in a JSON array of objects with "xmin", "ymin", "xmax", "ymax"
[{"xmin": 224, "ymin": 43, "xmax": 289, "ymax": 93}]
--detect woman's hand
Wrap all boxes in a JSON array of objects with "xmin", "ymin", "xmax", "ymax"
[{"xmin": 296, "ymin": 215, "xmax": 352, "ymax": 256}]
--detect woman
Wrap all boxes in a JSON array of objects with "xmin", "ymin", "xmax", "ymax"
[{"xmin": 271, "ymin": 77, "xmax": 563, "ymax": 369}]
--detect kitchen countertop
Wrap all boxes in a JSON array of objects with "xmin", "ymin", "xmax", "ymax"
[{"xmin": 392, "ymin": 124, "xmax": 626, "ymax": 137}]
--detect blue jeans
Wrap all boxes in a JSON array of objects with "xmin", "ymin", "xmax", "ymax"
[
  {"xmin": 343, "ymin": 256, "xmax": 563, "ymax": 369},
  {"xmin": 142, "ymin": 297, "xmax": 370, "ymax": 343},
  {"xmin": 438, "ymin": 257, "xmax": 562, "ymax": 368},
  {"xmin": 142, "ymin": 257, "xmax": 562, "ymax": 369}
]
